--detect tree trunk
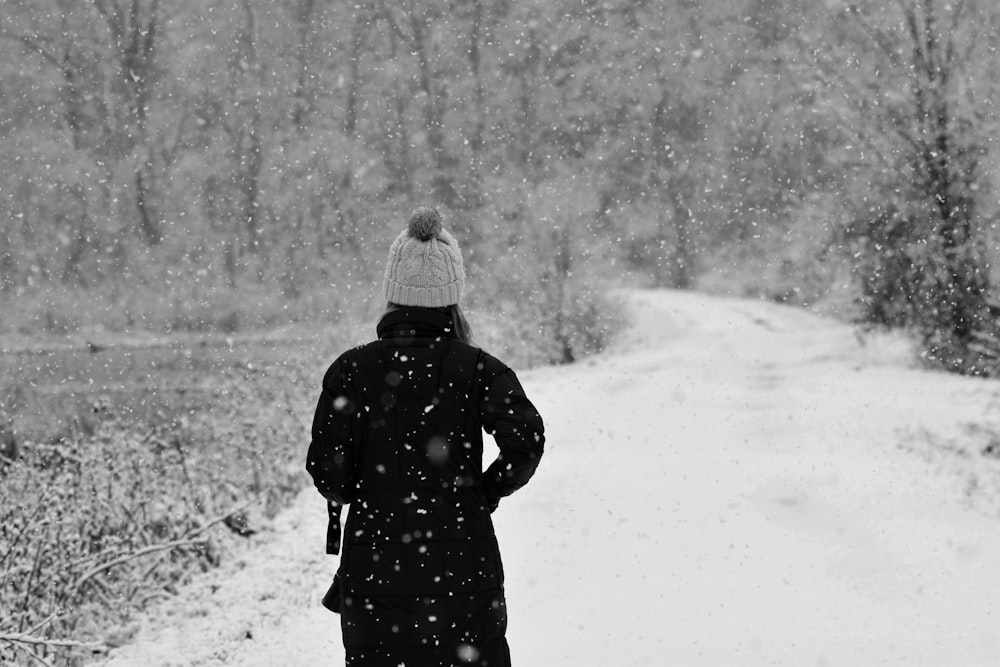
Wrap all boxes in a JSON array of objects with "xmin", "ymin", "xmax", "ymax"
[
  {"xmin": 344, "ymin": 8, "xmax": 366, "ymax": 137},
  {"xmin": 291, "ymin": 0, "xmax": 317, "ymax": 132},
  {"xmin": 670, "ymin": 191, "xmax": 694, "ymax": 289},
  {"xmin": 467, "ymin": 0, "xmax": 486, "ymax": 175},
  {"xmin": 551, "ymin": 227, "xmax": 575, "ymax": 364},
  {"xmin": 409, "ymin": 13, "xmax": 457, "ymax": 209},
  {"xmin": 135, "ymin": 153, "xmax": 162, "ymax": 245}
]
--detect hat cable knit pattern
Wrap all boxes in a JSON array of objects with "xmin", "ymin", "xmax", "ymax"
[{"xmin": 383, "ymin": 207, "xmax": 466, "ymax": 307}]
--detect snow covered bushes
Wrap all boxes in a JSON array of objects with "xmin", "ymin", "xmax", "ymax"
[
  {"xmin": 818, "ymin": 1, "xmax": 1000, "ymax": 376},
  {"xmin": 466, "ymin": 174, "xmax": 626, "ymax": 366},
  {"xmin": 0, "ymin": 349, "xmax": 313, "ymax": 666}
]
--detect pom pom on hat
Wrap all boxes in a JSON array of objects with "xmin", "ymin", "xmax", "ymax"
[
  {"xmin": 407, "ymin": 206, "xmax": 442, "ymax": 241},
  {"xmin": 383, "ymin": 206, "xmax": 465, "ymax": 307}
]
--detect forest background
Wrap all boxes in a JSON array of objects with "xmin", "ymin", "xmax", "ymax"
[
  {"xmin": 3, "ymin": 0, "xmax": 1000, "ymax": 370},
  {"xmin": 3, "ymin": 0, "xmax": 1000, "ymax": 664}
]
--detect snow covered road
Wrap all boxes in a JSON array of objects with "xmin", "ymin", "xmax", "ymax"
[{"xmin": 101, "ymin": 290, "xmax": 1000, "ymax": 666}]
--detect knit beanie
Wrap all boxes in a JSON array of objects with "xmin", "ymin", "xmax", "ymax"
[{"xmin": 383, "ymin": 207, "xmax": 466, "ymax": 307}]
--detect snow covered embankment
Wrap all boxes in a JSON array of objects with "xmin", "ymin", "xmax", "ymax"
[{"xmin": 99, "ymin": 290, "xmax": 1000, "ymax": 666}]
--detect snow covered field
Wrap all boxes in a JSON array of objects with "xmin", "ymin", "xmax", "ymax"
[{"xmin": 98, "ymin": 289, "xmax": 1000, "ymax": 666}]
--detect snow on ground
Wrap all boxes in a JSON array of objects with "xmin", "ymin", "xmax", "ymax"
[{"xmin": 98, "ymin": 289, "xmax": 1000, "ymax": 666}]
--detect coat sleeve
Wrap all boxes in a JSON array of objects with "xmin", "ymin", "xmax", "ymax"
[
  {"xmin": 479, "ymin": 359, "xmax": 545, "ymax": 509},
  {"xmin": 306, "ymin": 358, "xmax": 359, "ymax": 507}
]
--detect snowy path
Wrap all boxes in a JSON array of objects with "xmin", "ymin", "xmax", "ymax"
[{"xmin": 101, "ymin": 290, "xmax": 1000, "ymax": 666}]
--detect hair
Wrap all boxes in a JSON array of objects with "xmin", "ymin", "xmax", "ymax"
[
  {"xmin": 446, "ymin": 303, "xmax": 475, "ymax": 345},
  {"xmin": 384, "ymin": 302, "xmax": 475, "ymax": 346}
]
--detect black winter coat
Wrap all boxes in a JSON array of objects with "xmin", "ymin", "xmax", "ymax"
[{"xmin": 307, "ymin": 307, "xmax": 545, "ymax": 667}]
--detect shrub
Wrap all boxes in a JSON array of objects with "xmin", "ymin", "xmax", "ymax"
[{"xmin": 0, "ymin": 345, "xmax": 315, "ymax": 666}]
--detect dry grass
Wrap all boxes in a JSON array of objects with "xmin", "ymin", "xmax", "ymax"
[{"xmin": 0, "ymin": 333, "xmax": 325, "ymax": 666}]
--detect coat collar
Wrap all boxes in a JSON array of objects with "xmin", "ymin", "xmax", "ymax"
[{"xmin": 376, "ymin": 307, "xmax": 454, "ymax": 340}]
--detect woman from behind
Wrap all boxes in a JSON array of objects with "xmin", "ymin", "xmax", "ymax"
[{"xmin": 307, "ymin": 206, "xmax": 545, "ymax": 666}]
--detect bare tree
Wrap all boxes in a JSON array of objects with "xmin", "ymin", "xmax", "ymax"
[
  {"xmin": 826, "ymin": 0, "xmax": 998, "ymax": 373},
  {"xmin": 379, "ymin": 0, "xmax": 460, "ymax": 209},
  {"xmin": 1, "ymin": 0, "xmax": 166, "ymax": 246}
]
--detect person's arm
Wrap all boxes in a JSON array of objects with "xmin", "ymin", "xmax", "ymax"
[
  {"xmin": 306, "ymin": 358, "xmax": 358, "ymax": 506},
  {"xmin": 480, "ymin": 360, "xmax": 545, "ymax": 510}
]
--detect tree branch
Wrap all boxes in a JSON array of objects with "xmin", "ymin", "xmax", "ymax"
[
  {"xmin": 378, "ymin": 0, "xmax": 411, "ymax": 45},
  {"xmin": 801, "ymin": 40, "xmax": 894, "ymax": 169},
  {"xmin": 5, "ymin": 640, "xmax": 57, "ymax": 667},
  {"xmin": 943, "ymin": 0, "xmax": 968, "ymax": 71},
  {"xmin": 0, "ymin": 31, "xmax": 67, "ymax": 72},
  {"xmin": 143, "ymin": 0, "xmax": 161, "ymax": 63},
  {"xmin": 92, "ymin": 0, "xmax": 126, "ymax": 44},
  {"xmin": 0, "ymin": 489, "xmax": 51, "ymax": 572},
  {"xmin": 896, "ymin": 0, "xmax": 929, "ymax": 76},
  {"xmin": 0, "ymin": 631, "xmax": 106, "ymax": 651},
  {"xmin": 25, "ymin": 613, "xmax": 58, "ymax": 638},
  {"xmin": 68, "ymin": 540, "xmax": 201, "ymax": 599},
  {"xmin": 846, "ymin": 4, "xmax": 904, "ymax": 68},
  {"xmin": 1, "ymin": 549, "xmax": 107, "ymax": 585},
  {"xmin": 68, "ymin": 502, "xmax": 247, "ymax": 599}
]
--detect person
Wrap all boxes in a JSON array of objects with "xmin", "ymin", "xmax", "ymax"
[{"xmin": 307, "ymin": 206, "xmax": 545, "ymax": 667}]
